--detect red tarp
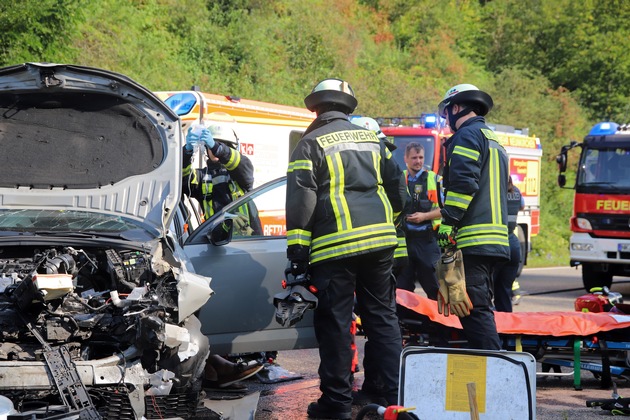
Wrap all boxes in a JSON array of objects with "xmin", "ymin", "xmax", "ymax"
[{"xmin": 396, "ymin": 289, "xmax": 630, "ymax": 337}]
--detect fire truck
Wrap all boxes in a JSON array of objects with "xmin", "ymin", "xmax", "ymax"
[
  {"xmin": 557, "ymin": 122, "xmax": 630, "ymax": 291},
  {"xmin": 379, "ymin": 116, "xmax": 542, "ymax": 275}
]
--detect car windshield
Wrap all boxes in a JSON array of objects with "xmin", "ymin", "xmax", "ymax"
[
  {"xmin": 390, "ymin": 135, "xmax": 436, "ymax": 172},
  {"xmin": 0, "ymin": 209, "xmax": 148, "ymax": 234},
  {"xmin": 577, "ymin": 147, "xmax": 630, "ymax": 191}
]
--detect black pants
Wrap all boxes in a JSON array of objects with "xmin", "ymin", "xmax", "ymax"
[
  {"xmin": 310, "ymin": 249, "xmax": 401, "ymax": 409},
  {"xmin": 396, "ymin": 233, "xmax": 440, "ymax": 299},
  {"xmin": 459, "ymin": 254, "xmax": 502, "ymax": 350},
  {"xmin": 493, "ymin": 233, "xmax": 521, "ymax": 312}
]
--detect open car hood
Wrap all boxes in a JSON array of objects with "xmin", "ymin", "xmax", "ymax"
[{"xmin": 0, "ymin": 63, "xmax": 182, "ymax": 234}]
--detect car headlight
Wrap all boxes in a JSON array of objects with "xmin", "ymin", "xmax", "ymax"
[
  {"xmin": 575, "ymin": 217, "xmax": 593, "ymax": 230},
  {"xmin": 571, "ymin": 242, "xmax": 594, "ymax": 251}
]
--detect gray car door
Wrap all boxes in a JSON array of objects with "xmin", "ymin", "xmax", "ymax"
[{"xmin": 182, "ymin": 177, "xmax": 317, "ymax": 355}]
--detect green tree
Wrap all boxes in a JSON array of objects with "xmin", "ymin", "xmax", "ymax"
[
  {"xmin": 480, "ymin": 0, "xmax": 630, "ymax": 121},
  {"xmin": 0, "ymin": 0, "xmax": 84, "ymax": 65}
]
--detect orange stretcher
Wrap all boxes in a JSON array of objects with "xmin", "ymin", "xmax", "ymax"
[{"xmin": 396, "ymin": 289, "xmax": 630, "ymax": 389}]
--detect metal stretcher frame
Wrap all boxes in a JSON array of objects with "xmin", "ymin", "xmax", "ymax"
[{"xmin": 396, "ymin": 290, "xmax": 630, "ymax": 390}]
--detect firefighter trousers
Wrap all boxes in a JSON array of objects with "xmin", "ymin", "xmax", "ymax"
[
  {"xmin": 459, "ymin": 254, "xmax": 502, "ymax": 350},
  {"xmin": 310, "ymin": 248, "xmax": 401, "ymax": 410}
]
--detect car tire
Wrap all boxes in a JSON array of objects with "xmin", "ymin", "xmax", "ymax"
[{"xmin": 582, "ymin": 263, "xmax": 613, "ymax": 292}]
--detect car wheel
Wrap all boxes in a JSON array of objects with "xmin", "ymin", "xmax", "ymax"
[{"xmin": 582, "ymin": 263, "xmax": 613, "ymax": 292}]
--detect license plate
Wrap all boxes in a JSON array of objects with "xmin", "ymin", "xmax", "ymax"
[{"xmin": 619, "ymin": 243, "xmax": 630, "ymax": 252}]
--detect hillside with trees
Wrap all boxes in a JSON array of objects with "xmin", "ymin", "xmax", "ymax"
[{"xmin": 2, "ymin": 0, "xmax": 629, "ymax": 266}]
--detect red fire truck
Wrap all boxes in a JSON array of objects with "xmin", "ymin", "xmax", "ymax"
[{"xmin": 557, "ymin": 122, "xmax": 630, "ymax": 291}]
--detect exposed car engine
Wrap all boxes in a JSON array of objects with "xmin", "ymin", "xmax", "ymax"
[{"xmin": 0, "ymin": 243, "xmax": 210, "ymax": 419}]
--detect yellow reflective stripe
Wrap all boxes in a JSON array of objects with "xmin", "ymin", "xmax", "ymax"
[
  {"xmin": 458, "ymin": 223, "xmax": 507, "ymax": 237},
  {"xmin": 453, "ymin": 145, "xmax": 480, "ymax": 161},
  {"xmin": 372, "ymin": 150, "xmax": 393, "ymax": 223},
  {"xmin": 287, "ymin": 229, "xmax": 312, "ymax": 247},
  {"xmin": 445, "ymin": 191, "xmax": 472, "ymax": 209},
  {"xmin": 183, "ymin": 165, "xmax": 192, "ymax": 177},
  {"xmin": 385, "ymin": 147, "xmax": 392, "ymax": 159},
  {"xmin": 457, "ymin": 223, "xmax": 509, "ymax": 248},
  {"xmin": 224, "ymin": 149, "xmax": 241, "ymax": 171},
  {"xmin": 288, "ymin": 160, "xmax": 313, "ymax": 173},
  {"xmin": 481, "ymin": 128, "xmax": 499, "ymax": 141},
  {"xmin": 395, "ymin": 236, "xmax": 408, "ymax": 258},
  {"xmin": 327, "ymin": 153, "xmax": 352, "ymax": 231},
  {"xmin": 310, "ymin": 236, "xmax": 398, "ymax": 264},
  {"xmin": 311, "ymin": 223, "xmax": 395, "ymax": 249},
  {"xmin": 394, "ymin": 247, "xmax": 408, "ymax": 259},
  {"xmin": 489, "ymin": 148, "xmax": 501, "ymax": 223},
  {"xmin": 203, "ymin": 200, "xmax": 214, "ymax": 218},
  {"xmin": 457, "ymin": 236, "xmax": 510, "ymax": 248}
]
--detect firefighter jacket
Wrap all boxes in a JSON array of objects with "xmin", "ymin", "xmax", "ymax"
[
  {"xmin": 393, "ymin": 211, "xmax": 409, "ymax": 269},
  {"xmin": 441, "ymin": 116, "xmax": 510, "ymax": 259},
  {"xmin": 404, "ymin": 169, "xmax": 442, "ymax": 233},
  {"xmin": 507, "ymin": 185, "xmax": 524, "ymax": 234},
  {"xmin": 182, "ymin": 141, "xmax": 254, "ymax": 220},
  {"xmin": 286, "ymin": 110, "xmax": 407, "ymax": 265}
]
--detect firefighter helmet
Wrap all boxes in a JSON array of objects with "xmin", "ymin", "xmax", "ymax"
[
  {"xmin": 350, "ymin": 116, "xmax": 387, "ymax": 139},
  {"xmin": 438, "ymin": 84, "xmax": 493, "ymax": 117},
  {"xmin": 304, "ymin": 78, "xmax": 358, "ymax": 114},
  {"xmin": 207, "ymin": 122, "xmax": 239, "ymax": 149}
]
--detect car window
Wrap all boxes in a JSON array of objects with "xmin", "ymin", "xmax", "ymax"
[{"xmin": 228, "ymin": 182, "xmax": 287, "ymax": 239}]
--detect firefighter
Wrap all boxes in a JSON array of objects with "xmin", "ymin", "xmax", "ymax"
[
  {"xmin": 182, "ymin": 122, "xmax": 261, "ymax": 387},
  {"xmin": 436, "ymin": 84, "xmax": 510, "ymax": 350},
  {"xmin": 182, "ymin": 120, "xmax": 254, "ymax": 222},
  {"xmin": 286, "ymin": 79, "xmax": 407, "ymax": 419},
  {"xmin": 396, "ymin": 142, "xmax": 442, "ymax": 299}
]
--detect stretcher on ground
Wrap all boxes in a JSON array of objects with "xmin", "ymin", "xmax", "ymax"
[{"xmin": 396, "ymin": 289, "xmax": 630, "ymax": 390}]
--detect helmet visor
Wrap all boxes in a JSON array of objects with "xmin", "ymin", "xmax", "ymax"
[{"xmin": 438, "ymin": 101, "xmax": 449, "ymax": 119}]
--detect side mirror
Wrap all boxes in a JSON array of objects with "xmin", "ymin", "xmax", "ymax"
[
  {"xmin": 207, "ymin": 218, "xmax": 233, "ymax": 246},
  {"xmin": 556, "ymin": 153, "xmax": 567, "ymax": 173},
  {"xmin": 558, "ymin": 174, "xmax": 566, "ymax": 188}
]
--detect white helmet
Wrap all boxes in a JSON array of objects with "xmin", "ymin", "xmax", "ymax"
[
  {"xmin": 304, "ymin": 78, "xmax": 358, "ymax": 114},
  {"xmin": 438, "ymin": 83, "xmax": 493, "ymax": 117},
  {"xmin": 207, "ymin": 122, "xmax": 239, "ymax": 148},
  {"xmin": 350, "ymin": 116, "xmax": 386, "ymax": 139}
]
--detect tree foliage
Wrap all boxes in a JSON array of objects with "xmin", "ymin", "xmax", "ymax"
[{"xmin": 1, "ymin": 0, "xmax": 627, "ymax": 267}]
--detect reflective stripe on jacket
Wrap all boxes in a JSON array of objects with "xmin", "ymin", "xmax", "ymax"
[
  {"xmin": 182, "ymin": 142, "xmax": 254, "ymax": 219},
  {"xmin": 441, "ymin": 117, "xmax": 510, "ymax": 258},
  {"xmin": 286, "ymin": 111, "xmax": 407, "ymax": 265}
]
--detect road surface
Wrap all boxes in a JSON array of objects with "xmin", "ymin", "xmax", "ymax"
[{"xmin": 200, "ymin": 266, "xmax": 630, "ymax": 419}]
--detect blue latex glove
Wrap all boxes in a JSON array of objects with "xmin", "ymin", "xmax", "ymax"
[
  {"xmin": 200, "ymin": 128, "xmax": 215, "ymax": 149},
  {"xmin": 185, "ymin": 127, "xmax": 200, "ymax": 151},
  {"xmin": 437, "ymin": 224, "xmax": 457, "ymax": 248}
]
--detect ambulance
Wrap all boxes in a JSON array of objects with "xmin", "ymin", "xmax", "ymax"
[{"xmin": 154, "ymin": 89, "xmax": 315, "ymax": 188}]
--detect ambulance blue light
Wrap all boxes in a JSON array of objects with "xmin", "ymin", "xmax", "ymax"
[
  {"xmin": 423, "ymin": 113, "xmax": 438, "ymax": 128},
  {"xmin": 589, "ymin": 122, "xmax": 619, "ymax": 136}
]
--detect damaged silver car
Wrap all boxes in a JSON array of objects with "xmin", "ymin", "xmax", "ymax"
[{"xmin": 0, "ymin": 63, "xmax": 213, "ymax": 419}]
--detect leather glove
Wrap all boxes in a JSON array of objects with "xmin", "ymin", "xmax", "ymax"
[
  {"xmin": 199, "ymin": 128, "xmax": 216, "ymax": 149},
  {"xmin": 436, "ymin": 249, "xmax": 472, "ymax": 317},
  {"xmin": 290, "ymin": 259, "xmax": 309, "ymax": 277},
  {"xmin": 233, "ymin": 213, "xmax": 253, "ymax": 236},
  {"xmin": 437, "ymin": 224, "xmax": 457, "ymax": 248},
  {"xmin": 185, "ymin": 126, "xmax": 200, "ymax": 151}
]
